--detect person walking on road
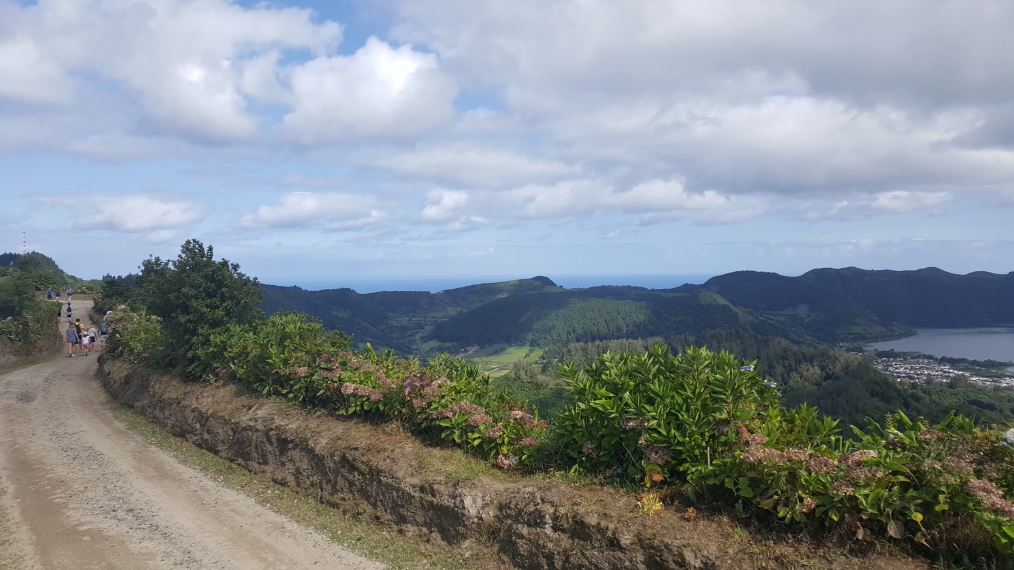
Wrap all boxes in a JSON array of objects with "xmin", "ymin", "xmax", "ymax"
[
  {"xmin": 87, "ymin": 323, "xmax": 97, "ymax": 351},
  {"xmin": 98, "ymin": 320, "xmax": 109, "ymax": 350},
  {"xmin": 47, "ymin": 288, "xmax": 53, "ymax": 300},
  {"xmin": 66, "ymin": 287, "xmax": 72, "ymax": 300},
  {"xmin": 73, "ymin": 319, "xmax": 85, "ymax": 356},
  {"xmin": 66, "ymin": 321, "xmax": 79, "ymax": 356}
]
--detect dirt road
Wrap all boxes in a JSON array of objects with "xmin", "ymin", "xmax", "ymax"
[{"xmin": 0, "ymin": 300, "xmax": 384, "ymax": 570}]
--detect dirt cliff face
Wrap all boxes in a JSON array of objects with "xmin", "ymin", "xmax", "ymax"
[{"xmin": 97, "ymin": 357, "xmax": 929, "ymax": 570}]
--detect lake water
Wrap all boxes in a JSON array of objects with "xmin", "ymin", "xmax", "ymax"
[{"xmin": 869, "ymin": 327, "xmax": 1014, "ymax": 370}]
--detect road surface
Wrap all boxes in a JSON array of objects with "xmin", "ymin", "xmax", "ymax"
[{"xmin": 0, "ymin": 300, "xmax": 384, "ymax": 570}]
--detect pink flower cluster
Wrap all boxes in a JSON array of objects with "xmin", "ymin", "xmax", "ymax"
[
  {"xmin": 340, "ymin": 383, "xmax": 383, "ymax": 401},
  {"xmin": 795, "ymin": 497, "xmax": 817, "ymax": 513},
  {"xmin": 432, "ymin": 401, "xmax": 486, "ymax": 419},
  {"xmin": 942, "ymin": 456, "xmax": 974, "ymax": 476},
  {"xmin": 830, "ymin": 480, "xmax": 855, "ymax": 496},
  {"xmin": 805, "ymin": 455, "xmax": 836, "ymax": 474},
  {"xmin": 582, "ymin": 441, "xmax": 597, "ymax": 457},
  {"xmin": 521, "ymin": 437, "xmax": 540, "ymax": 447},
  {"xmin": 845, "ymin": 465, "xmax": 887, "ymax": 481},
  {"xmin": 486, "ymin": 426, "xmax": 504, "ymax": 439},
  {"xmin": 467, "ymin": 414, "xmax": 494, "ymax": 426},
  {"xmin": 289, "ymin": 366, "xmax": 309, "ymax": 377},
  {"xmin": 918, "ymin": 429, "xmax": 943, "ymax": 440},
  {"xmin": 509, "ymin": 410, "xmax": 535, "ymax": 425},
  {"xmin": 496, "ymin": 455, "xmax": 518, "ymax": 469},
  {"xmin": 740, "ymin": 431, "xmax": 809, "ymax": 465},
  {"xmin": 840, "ymin": 450, "xmax": 878, "ymax": 466},
  {"xmin": 966, "ymin": 479, "xmax": 1014, "ymax": 519}
]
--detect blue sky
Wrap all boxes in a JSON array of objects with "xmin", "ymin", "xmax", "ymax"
[{"xmin": 2, "ymin": 0, "xmax": 1013, "ymax": 289}]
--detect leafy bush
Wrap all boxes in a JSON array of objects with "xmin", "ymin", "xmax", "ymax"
[
  {"xmin": 105, "ymin": 307, "xmax": 171, "ymax": 365},
  {"xmin": 206, "ymin": 312, "xmax": 546, "ymax": 467},
  {"xmin": 556, "ymin": 344, "xmax": 1014, "ymax": 559},
  {"xmin": 0, "ymin": 269, "xmax": 59, "ymax": 346},
  {"xmin": 554, "ymin": 345, "xmax": 778, "ymax": 485}
]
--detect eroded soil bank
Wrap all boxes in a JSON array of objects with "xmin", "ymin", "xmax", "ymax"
[
  {"xmin": 98, "ymin": 357, "xmax": 931, "ymax": 570},
  {"xmin": 0, "ymin": 331, "xmax": 61, "ymax": 374}
]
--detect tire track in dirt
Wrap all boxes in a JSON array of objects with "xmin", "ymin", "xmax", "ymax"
[{"xmin": 0, "ymin": 300, "xmax": 385, "ymax": 569}]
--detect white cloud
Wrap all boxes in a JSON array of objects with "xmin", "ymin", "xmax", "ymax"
[
  {"xmin": 0, "ymin": 0, "xmax": 342, "ymax": 142},
  {"xmin": 0, "ymin": 37, "xmax": 69, "ymax": 103},
  {"xmin": 421, "ymin": 189, "xmax": 468, "ymax": 220},
  {"xmin": 363, "ymin": 147, "xmax": 578, "ymax": 189},
  {"xmin": 283, "ymin": 37, "xmax": 457, "ymax": 143},
  {"xmin": 75, "ymin": 195, "xmax": 206, "ymax": 234},
  {"xmin": 235, "ymin": 191, "xmax": 389, "ymax": 230}
]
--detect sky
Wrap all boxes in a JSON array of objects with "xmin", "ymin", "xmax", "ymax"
[{"xmin": 1, "ymin": 0, "xmax": 1013, "ymax": 290}]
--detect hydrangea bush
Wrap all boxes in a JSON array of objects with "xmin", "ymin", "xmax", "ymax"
[{"xmin": 555, "ymin": 344, "xmax": 1014, "ymax": 556}]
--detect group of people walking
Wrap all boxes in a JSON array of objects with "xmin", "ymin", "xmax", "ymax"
[{"xmin": 66, "ymin": 318, "xmax": 107, "ymax": 357}]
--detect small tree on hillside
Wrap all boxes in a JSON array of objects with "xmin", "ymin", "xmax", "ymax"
[{"xmin": 138, "ymin": 240, "xmax": 263, "ymax": 365}]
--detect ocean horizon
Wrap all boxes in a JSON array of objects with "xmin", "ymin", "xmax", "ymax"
[{"xmin": 267, "ymin": 274, "xmax": 715, "ymax": 294}]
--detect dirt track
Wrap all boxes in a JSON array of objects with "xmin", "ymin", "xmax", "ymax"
[{"xmin": 0, "ymin": 300, "xmax": 384, "ymax": 570}]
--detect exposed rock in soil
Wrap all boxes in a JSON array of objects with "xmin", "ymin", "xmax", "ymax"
[{"xmin": 98, "ymin": 356, "xmax": 930, "ymax": 570}]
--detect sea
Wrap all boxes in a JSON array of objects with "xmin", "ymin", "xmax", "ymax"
[
  {"xmin": 284, "ymin": 274, "xmax": 714, "ymax": 294},
  {"xmin": 869, "ymin": 327, "xmax": 1014, "ymax": 371}
]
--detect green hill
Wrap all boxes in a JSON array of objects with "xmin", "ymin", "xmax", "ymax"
[
  {"xmin": 259, "ymin": 276, "xmax": 561, "ymax": 353},
  {"xmin": 0, "ymin": 251, "xmax": 102, "ymax": 291},
  {"xmin": 671, "ymin": 267, "xmax": 1014, "ymax": 339}
]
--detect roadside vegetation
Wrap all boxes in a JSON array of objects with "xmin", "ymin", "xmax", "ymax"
[
  {"xmin": 99, "ymin": 240, "xmax": 1014, "ymax": 566},
  {"xmin": 0, "ymin": 258, "xmax": 60, "ymax": 347}
]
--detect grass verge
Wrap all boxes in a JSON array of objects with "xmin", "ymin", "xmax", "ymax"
[{"xmin": 108, "ymin": 400, "xmax": 512, "ymax": 570}]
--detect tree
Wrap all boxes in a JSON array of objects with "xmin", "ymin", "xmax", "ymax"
[{"xmin": 137, "ymin": 240, "xmax": 263, "ymax": 362}]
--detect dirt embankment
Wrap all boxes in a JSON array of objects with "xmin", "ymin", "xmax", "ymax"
[
  {"xmin": 0, "ymin": 326, "xmax": 62, "ymax": 374},
  {"xmin": 98, "ymin": 357, "xmax": 931, "ymax": 570}
]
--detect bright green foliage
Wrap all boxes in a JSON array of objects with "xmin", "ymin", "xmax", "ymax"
[
  {"xmin": 137, "ymin": 240, "xmax": 263, "ymax": 367},
  {"xmin": 554, "ymin": 345, "xmax": 778, "ymax": 484},
  {"xmin": 204, "ymin": 313, "xmax": 546, "ymax": 466},
  {"xmin": 105, "ymin": 308, "xmax": 171, "ymax": 365},
  {"xmin": 556, "ymin": 343, "xmax": 1014, "ymax": 557},
  {"xmin": 0, "ymin": 268, "xmax": 59, "ymax": 346},
  {"xmin": 204, "ymin": 311, "xmax": 351, "ymax": 400}
]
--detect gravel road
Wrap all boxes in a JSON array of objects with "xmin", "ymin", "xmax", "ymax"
[{"xmin": 0, "ymin": 300, "xmax": 385, "ymax": 570}]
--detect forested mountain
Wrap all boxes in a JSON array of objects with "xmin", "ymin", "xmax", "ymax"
[
  {"xmin": 431, "ymin": 288, "xmax": 809, "ymax": 347},
  {"xmin": 0, "ymin": 251, "xmax": 100, "ymax": 290},
  {"xmin": 259, "ymin": 267, "xmax": 1011, "ymax": 353},
  {"xmin": 259, "ymin": 277, "xmax": 559, "ymax": 353},
  {"xmin": 672, "ymin": 267, "xmax": 1014, "ymax": 332}
]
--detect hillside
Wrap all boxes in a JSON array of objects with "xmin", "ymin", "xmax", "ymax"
[
  {"xmin": 259, "ymin": 276, "xmax": 560, "ymax": 353},
  {"xmin": 672, "ymin": 267, "xmax": 1014, "ymax": 338},
  {"xmin": 258, "ymin": 267, "xmax": 1013, "ymax": 355},
  {"xmin": 1, "ymin": 251, "xmax": 102, "ymax": 290}
]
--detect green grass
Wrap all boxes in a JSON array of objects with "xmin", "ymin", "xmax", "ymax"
[{"xmin": 109, "ymin": 401, "xmax": 511, "ymax": 570}]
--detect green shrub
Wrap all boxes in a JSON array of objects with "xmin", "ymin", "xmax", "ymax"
[
  {"xmin": 554, "ymin": 345, "xmax": 778, "ymax": 485},
  {"xmin": 106, "ymin": 308, "xmax": 170, "ymax": 365},
  {"xmin": 556, "ymin": 343, "xmax": 1014, "ymax": 558},
  {"xmin": 205, "ymin": 312, "xmax": 546, "ymax": 467}
]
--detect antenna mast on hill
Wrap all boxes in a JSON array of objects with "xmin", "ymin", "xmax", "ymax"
[{"xmin": 22, "ymin": 231, "xmax": 26, "ymax": 255}]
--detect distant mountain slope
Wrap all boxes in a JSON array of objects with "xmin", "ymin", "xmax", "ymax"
[
  {"xmin": 0, "ymin": 251, "xmax": 100, "ymax": 289},
  {"xmin": 259, "ymin": 277, "xmax": 560, "ymax": 352},
  {"xmin": 431, "ymin": 288, "xmax": 806, "ymax": 347},
  {"xmin": 260, "ymin": 267, "xmax": 1012, "ymax": 354},
  {"xmin": 672, "ymin": 267, "xmax": 1014, "ymax": 332}
]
